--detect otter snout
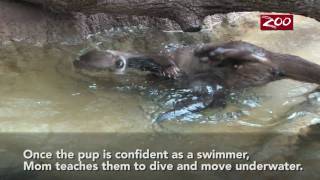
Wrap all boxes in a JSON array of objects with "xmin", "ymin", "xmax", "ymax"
[{"xmin": 73, "ymin": 50, "xmax": 127, "ymax": 74}]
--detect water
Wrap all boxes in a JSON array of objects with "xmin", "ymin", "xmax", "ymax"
[
  {"xmin": 1, "ymin": 14, "xmax": 319, "ymax": 133},
  {"xmin": 0, "ymin": 13, "xmax": 320, "ymax": 179}
]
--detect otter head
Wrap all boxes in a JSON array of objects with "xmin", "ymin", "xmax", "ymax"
[
  {"xmin": 74, "ymin": 49, "xmax": 164, "ymax": 77},
  {"xmin": 73, "ymin": 50, "xmax": 127, "ymax": 74}
]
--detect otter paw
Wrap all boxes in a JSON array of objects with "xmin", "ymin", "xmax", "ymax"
[
  {"xmin": 162, "ymin": 65, "xmax": 181, "ymax": 79},
  {"xmin": 199, "ymin": 47, "xmax": 243, "ymax": 62},
  {"xmin": 195, "ymin": 41, "xmax": 272, "ymax": 65}
]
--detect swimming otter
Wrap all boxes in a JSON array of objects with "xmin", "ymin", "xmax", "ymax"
[{"xmin": 73, "ymin": 41, "xmax": 320, "ymax": 123}]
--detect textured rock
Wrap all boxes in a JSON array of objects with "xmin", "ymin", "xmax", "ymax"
[{"xmin": 0, "ymin": 1, "xmax": 179, "ymax": 44}]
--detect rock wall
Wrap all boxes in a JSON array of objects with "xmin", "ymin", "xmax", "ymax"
[{"xmin": 0, "ymin": 1, "xmax": 179, "ymax": 44}]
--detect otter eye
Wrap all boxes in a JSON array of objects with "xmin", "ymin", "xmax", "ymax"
[{"xmin": 115, "ymin": 59, "xmax": 125, "ymax": 69}]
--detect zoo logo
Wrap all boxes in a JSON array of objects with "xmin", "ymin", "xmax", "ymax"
[{"xmin": 260, "ymin": 14, "xmax": 294, "ymax": 31}]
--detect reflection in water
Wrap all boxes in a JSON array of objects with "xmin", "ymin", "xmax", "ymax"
[{"xmin": 0, "ymin": 13, "xmax": 319, "ymax": 133}]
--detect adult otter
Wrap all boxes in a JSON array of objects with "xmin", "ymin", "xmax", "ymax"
[{"xmin": 73, "ymin": 41, "xmax": 320, "ymax": 123}]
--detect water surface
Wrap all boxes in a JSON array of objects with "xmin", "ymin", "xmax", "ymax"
[
  {"xmin": 1, "ymin": 13, "xmax": 320, "ymax": 179},
  {"xmin": 1, "ymin": 14, "xmax": 320, "ymax": 133}
]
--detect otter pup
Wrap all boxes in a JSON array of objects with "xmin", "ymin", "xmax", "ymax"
[{"xmin": 73, "ymin": 41, "xmax": 320, "ymax": 123}]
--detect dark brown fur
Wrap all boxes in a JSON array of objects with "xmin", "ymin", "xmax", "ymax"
[{"xmin": 73, "ymin": 41, "xmax": 320, "ymax": 123}]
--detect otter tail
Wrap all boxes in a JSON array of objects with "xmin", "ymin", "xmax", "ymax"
[{"xmin": 271, "ymin": 53, "xmax": 320, "ymax": 85}]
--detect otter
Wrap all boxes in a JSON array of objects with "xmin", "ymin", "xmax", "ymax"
[{"xmin": 73, "ymin": 41, "xmax": 320, "ymax": 123}]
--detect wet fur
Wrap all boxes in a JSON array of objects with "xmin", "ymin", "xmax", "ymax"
[{"xmin": 74, "ymin": 41, "xmax": 320, "ymax": 123}]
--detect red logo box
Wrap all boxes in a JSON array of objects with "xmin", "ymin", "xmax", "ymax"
[{"xmin": 260, "ymin": 14, "xmax": 294, "ymax": 30}]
